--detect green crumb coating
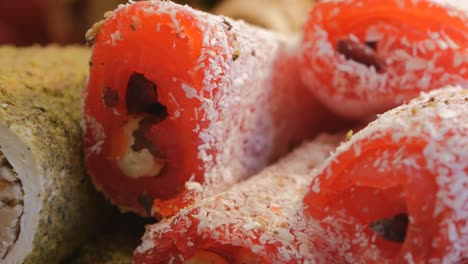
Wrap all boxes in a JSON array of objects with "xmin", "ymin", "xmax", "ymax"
[
  {"xmin": 0, "ymin": 45, "xmax": 100, "ymax": 264},
  {"xmin": 65, "ymin": 212, "xmax": 148, "ymax": 264}
]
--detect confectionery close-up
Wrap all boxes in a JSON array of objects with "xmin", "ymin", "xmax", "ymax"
[{"xmin": 0, "ymin": 0, "xmax": 466, "ymax": 263}]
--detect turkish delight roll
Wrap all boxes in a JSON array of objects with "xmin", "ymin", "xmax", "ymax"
[
  {"xmin": 134, "ymin": 134, "xmax": 344, "ymax": 264},
  {"xmin": 299, "ymin": 0, "xmax": 468, "ymax": 119},
  {"xmin": 0, "ymin": 46, "xmax": 99, "ymax": 264},
  {"xmin": 83, "ymin": 0, "xmax": 339, "ymax": 217},
  {"xmin": 304, "ymin": 86, "xmax": 468, "ymax": 263}
]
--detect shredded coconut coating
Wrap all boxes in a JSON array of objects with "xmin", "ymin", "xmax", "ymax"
[
  {"xmin": 300, "ymin": 0, "xmax": 468, "ymax": 119},
  {"xmin": 134, "ymin": 134, "xmax": 345, "ymax": 264},
  {"xmin": 84, "ymin": 0, "xmax": 337, "ymax": 216},
  {"xmin": 305, "ymin": 86, "xmax": 468, "ymax": 263}
]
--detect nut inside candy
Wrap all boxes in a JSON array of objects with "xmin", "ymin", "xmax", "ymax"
[
  {"xmin": 117, "ymin": 73, "xmax": 169, "ymax": 179},
  {"xmin": 337, "ymin": 39, "xmax": 385, "ymax": 72},
  {"xmin": 126, "ymin": 72, "xmax": 168, "ymax": 118},
  {"xmin": 370, "ymin": 213, "xmax": 409, "ymax": 243}
]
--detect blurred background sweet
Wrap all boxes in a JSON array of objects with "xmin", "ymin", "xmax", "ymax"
[
  {"xmin": 0, "ymin": 0, "xmax": 315, "ymax": 46},
  {"xmin": 0, "ymin": 0, "xmax": 50, "ymax": 45},
  {"xmin": 213, "ymin": 0, "xmax": 314, "ymax": 33}
]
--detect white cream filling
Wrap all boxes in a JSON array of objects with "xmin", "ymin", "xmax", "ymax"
[{"xmin": 117, "ymin": 118, "xmax": 164, "ymax": 178}]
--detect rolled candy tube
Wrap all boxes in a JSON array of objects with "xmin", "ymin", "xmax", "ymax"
[
  {"xmin": 134, "ymin": 134, "xmax": 344, "ymax": 264},
  {"xmin": 303, "ymin": 86, "xmax": 468, "ymax": 263},
  {"xmin": 83, "ymin": 0, "xmax": 339, "ymax": 216},
  {"xmin": 299, "ymin": 0, "xmax": 468, "ymax": 119},
  {"xmin": 0, "ymin": 46, "xmax": 99, "ymax": 264}
]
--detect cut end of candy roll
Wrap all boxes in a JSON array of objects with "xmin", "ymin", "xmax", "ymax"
[
  {"xmin": 84, "ymin": 0, "xmax": 340, "ymax": 218},
  {"xmin": 306, "ymin": 134, "xmax": 431, "ymax": 260},
  {"xmin": 84, "ymin": 1, "xmax": 207, "ymax": 215},
  {"xmin": 304, "ymin": 86, "xmax": 468, "ymax": 263},
  {"xmin": 300, "ymin": 0, "xmax": 468, "ymax": 119}
]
